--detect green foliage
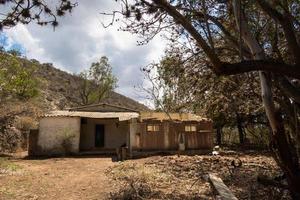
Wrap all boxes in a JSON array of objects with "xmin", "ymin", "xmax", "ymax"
[
  {"xmin": 6, "ymin": 49, "xmax": 22, "ymax": 57},
  {"xmin": 78, "ymin": 56, "xmax": 117, "ymax": 105},
  {"xmin": 0, "ymin": 157, "xmax": 21, "ymax": 172},
  {"xmin": 0, "ymin": 53, "xmax": 40, "ymax": 100}
]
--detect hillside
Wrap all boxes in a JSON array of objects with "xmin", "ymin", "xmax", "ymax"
[
  {"xmin": 0, "ymin": 53, "xmax": 149, "ymax": 152},
  {"xmin": 33, "ymin": 61, "xmax": 149, "ymax": 111}
]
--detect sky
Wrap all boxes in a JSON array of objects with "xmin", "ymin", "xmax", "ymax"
[{"xmin": 1, "ymin": 0, "xmax": 166, "ymax": 107}]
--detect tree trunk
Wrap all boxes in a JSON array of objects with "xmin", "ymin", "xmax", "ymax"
[
  {"xmin": 216, "ymin": 126, "xmax": 222, "ymax": 145},
  {"xmin": 236, "ymin": 113, "xmax": 244, "ymax": 144},
  {"xmin": 266, "ymin": 105, "xmax": 300, "ymax": 199},
  {"xmin": 232, "ymin": 0, "xmax": 300, "ymax": 198}
]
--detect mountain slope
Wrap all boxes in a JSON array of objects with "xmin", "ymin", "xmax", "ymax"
[
  {"xmin": 34, "ymin": 61, "xmax": 149, "ymax": 111},
  {"xmin": 0, "ymin": 53, "xmax": 149, "ymax": 152}
]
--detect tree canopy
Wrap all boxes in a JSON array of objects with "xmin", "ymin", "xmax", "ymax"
[
  {"xmin": 0, "ymin": 52, "xmax": 39, "ymax": 101},
  {"xmin": 142, "ymin": 45, "xmax": 267, "ymax": 144},
  {"xmin": 107, "ymin": 0, "xmax": 300, "ymax": 197},
  {"xmin": 78, "ymin": 56, "xmax": 117, "ymax": 105}
]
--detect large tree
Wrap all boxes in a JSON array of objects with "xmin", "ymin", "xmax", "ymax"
[
  {"xmin": 142, "ymin": 47, "xmax": 265, "ymax": 145},
  {"xmin": 106, "ymin": 0, "xmax": 300, "ymax": 198}
]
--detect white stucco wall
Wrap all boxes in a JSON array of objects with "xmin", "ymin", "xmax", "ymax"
[
  {"xmin": 37, "ymin": 117, "xmax": 80, "ymax": 155},
  {"xmin": 129, "ymin": 119, "xmax": 138, "ymax": 149}
]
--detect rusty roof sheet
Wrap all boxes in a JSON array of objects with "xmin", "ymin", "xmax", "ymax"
[
  {"xmin": 68, "ymin": 103, "xmax": 140, "ymax": 112},
  {"xmin": 139, "ymin": 112, "xmax": 209, "ymax": 122},
  {"xmin": 43, "ymin": 111, "xmax": 139, "ymax": 121}
]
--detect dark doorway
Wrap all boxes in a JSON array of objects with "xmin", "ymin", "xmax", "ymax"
[{"xmin": 95, "ymin": 124, "xmax": 105, "ymax": 148}]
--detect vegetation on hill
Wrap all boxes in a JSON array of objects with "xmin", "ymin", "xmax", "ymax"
[
  {"xmin": 0, "ymin": 51, "xmax": 148, "ymax": 152},
  {"xmin": 0, "ymin": 53, "xmax": 39, "ymax": 101}
]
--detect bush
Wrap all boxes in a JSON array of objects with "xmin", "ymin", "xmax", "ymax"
[
  {"xmin": 0, "ymin": 53, "xmax": 40, "ymax": 100},
  {"xmin": 0, "ymin": 127, "xmax": 22, "ymax": 152},
  {"xmin": 14, "ymin": 116, "xmax": 37, "ymax": 131}
]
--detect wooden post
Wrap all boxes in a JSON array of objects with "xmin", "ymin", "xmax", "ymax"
[
  {"xmin": 128, "ymin": 118, "xmax": 138, "ymax": 158},
  {"xmin": 208, "ymin": 173, "xmax": 238, "ymax": 200},
  {"xmin": 126, "ymin": 120, "xmax": 131, "ymax": 158},
  {"xmin": 163, "ymin": 121, "xmax": 169, "ymax": 150},
  {"xmin": 121, "ymin": 147, "xmax": 127, "ymax": 161}
]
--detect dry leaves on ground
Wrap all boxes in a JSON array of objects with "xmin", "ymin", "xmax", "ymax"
[{"xmin": 107, "ymin": 151, "xmax": 291, "ymax": 200}]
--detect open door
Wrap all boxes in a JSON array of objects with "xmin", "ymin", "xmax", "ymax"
[{"xmin": 95, "ymin": 124, "xmax": 105, "ymax": 148}]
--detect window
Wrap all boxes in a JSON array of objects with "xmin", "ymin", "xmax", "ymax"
[
  {"xmin": 199, "ymin": 130, "xmax": 211, "ymax": 133},
  {"xmin": 185, "ymin": 125, "xmax": 197, "ymax": 132},
  {"xmin": 147, "ymin": 124, "xmax": 160, "ymax": 132}
]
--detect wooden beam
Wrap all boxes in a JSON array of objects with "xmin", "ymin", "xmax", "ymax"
[{"xmin": 208, "ymin": 174, "xmax": 238, "ymax": 200}]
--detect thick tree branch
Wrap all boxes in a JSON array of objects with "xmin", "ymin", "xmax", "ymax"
[
  {"xmin": 179, "ymin": 8, "xmax": 252, "ymax": 59},
  {"xmin": 152, "ymin": 0, "xmax": 222, "ymax": 69},
  {"xmin": 219, "ymin": 60, "xmax": 300, "ymax": 79},
  {"xmin": 175, "ymin": 5, "xmax": 252, "ymax": 58},
  {"xmin": 277, "ymin": 76, "xmax": 300, "ymax": 104},
  {"xmin": 257, "ymin": 0, "xmax": 300, "ymax": 65}
]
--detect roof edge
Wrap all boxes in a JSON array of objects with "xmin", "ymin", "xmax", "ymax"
[{"xmin": 68, "ymin": 103, "xmax": 139, "ymax": 112}]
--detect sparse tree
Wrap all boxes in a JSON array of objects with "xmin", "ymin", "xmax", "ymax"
[
  {"xmin": 78, "ymin": 70, "xmax": 93, "ymax": 105},
  {"xmin": 78, "ymin": 56, "xmax": 117, "ymax": 105},
  {"xmin": 142, "ymin": 47, "xmax": 265, "ymax": 145}
]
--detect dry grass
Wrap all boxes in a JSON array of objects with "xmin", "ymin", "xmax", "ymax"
[
  {"xmin": 107, "ymin": 160, "xmax": 213, "ymax": 200},
  {"xmin": 0, "ymin": 152, "xmax": 292, "ymax": 200},
  {"xmin": 14, "ymin": 116, "xmax": 37, "ymax": 131},
  {"xmin": 107, "ymin": 152, "xmax": 291, "ymax": 200},
  {"xmin": 0, "ymin": 157, "xmax": 22, "ymax": 173}
]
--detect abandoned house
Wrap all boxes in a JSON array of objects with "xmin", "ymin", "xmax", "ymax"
[{"xmin": 29, "ymin": 103, "xmax": 213, "ymax": 157}]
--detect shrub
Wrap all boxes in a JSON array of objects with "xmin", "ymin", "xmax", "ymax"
[
  {"xmin": 0, "ymin": 53, "xmax": 40, "ymax": 100},
  {"xmin": 14, "ymin": 116, "xmax": 37, "ymax": 131}
]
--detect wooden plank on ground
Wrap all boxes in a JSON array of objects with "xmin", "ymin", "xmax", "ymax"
[{"xmin": 208, "ymin": 173, "xmax": 238, "ymax": 200}]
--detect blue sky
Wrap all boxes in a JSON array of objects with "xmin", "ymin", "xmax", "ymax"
[
  {"xmin": 0, "ymin": 33, "xmax": 26, "ymax": 54},
  {"xmin": 2, "ymin": 1, "xmax": 166, "ymax": 107}
]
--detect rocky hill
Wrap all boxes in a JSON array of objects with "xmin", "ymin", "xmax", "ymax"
[
  {"xmin": 0, "ymin": 53, "xmax": 149, "ymax": 152},
  {"xmin": 33, "ymin": 61, "xmax": 149, "ymax": 111}
]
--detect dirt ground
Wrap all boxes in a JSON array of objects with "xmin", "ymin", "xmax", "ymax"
[
  {"xmin": 0, "ymin": 151, "xmax": 292, "ymax": 200},
  {"xmin": 0, "ymin": 155, "xmax": 116, "ymax": 200}
]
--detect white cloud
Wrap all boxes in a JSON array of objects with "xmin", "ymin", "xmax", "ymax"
[
  {"xmin": 3, "ymin": 0, "xmax": 166, "ymax": 106},
  {"xmin": 5, "ymin": 25, "xmax": 46, "ymax": 60}
]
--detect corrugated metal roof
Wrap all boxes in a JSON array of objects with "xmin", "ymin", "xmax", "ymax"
[
  {"xmin": 68, "ymin": 103, "xmax": 139, "ymax": 112},
  {"xmin": 43, "ymin": 111, "xmax": 208, "ymax": 122},
  {"xmin": 139, "ymin": 112, "xmax": 209, "ymax": 122},
  {"xmin": 43, "ymin": 111, "xmax": 139, "ymax": 121}
]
